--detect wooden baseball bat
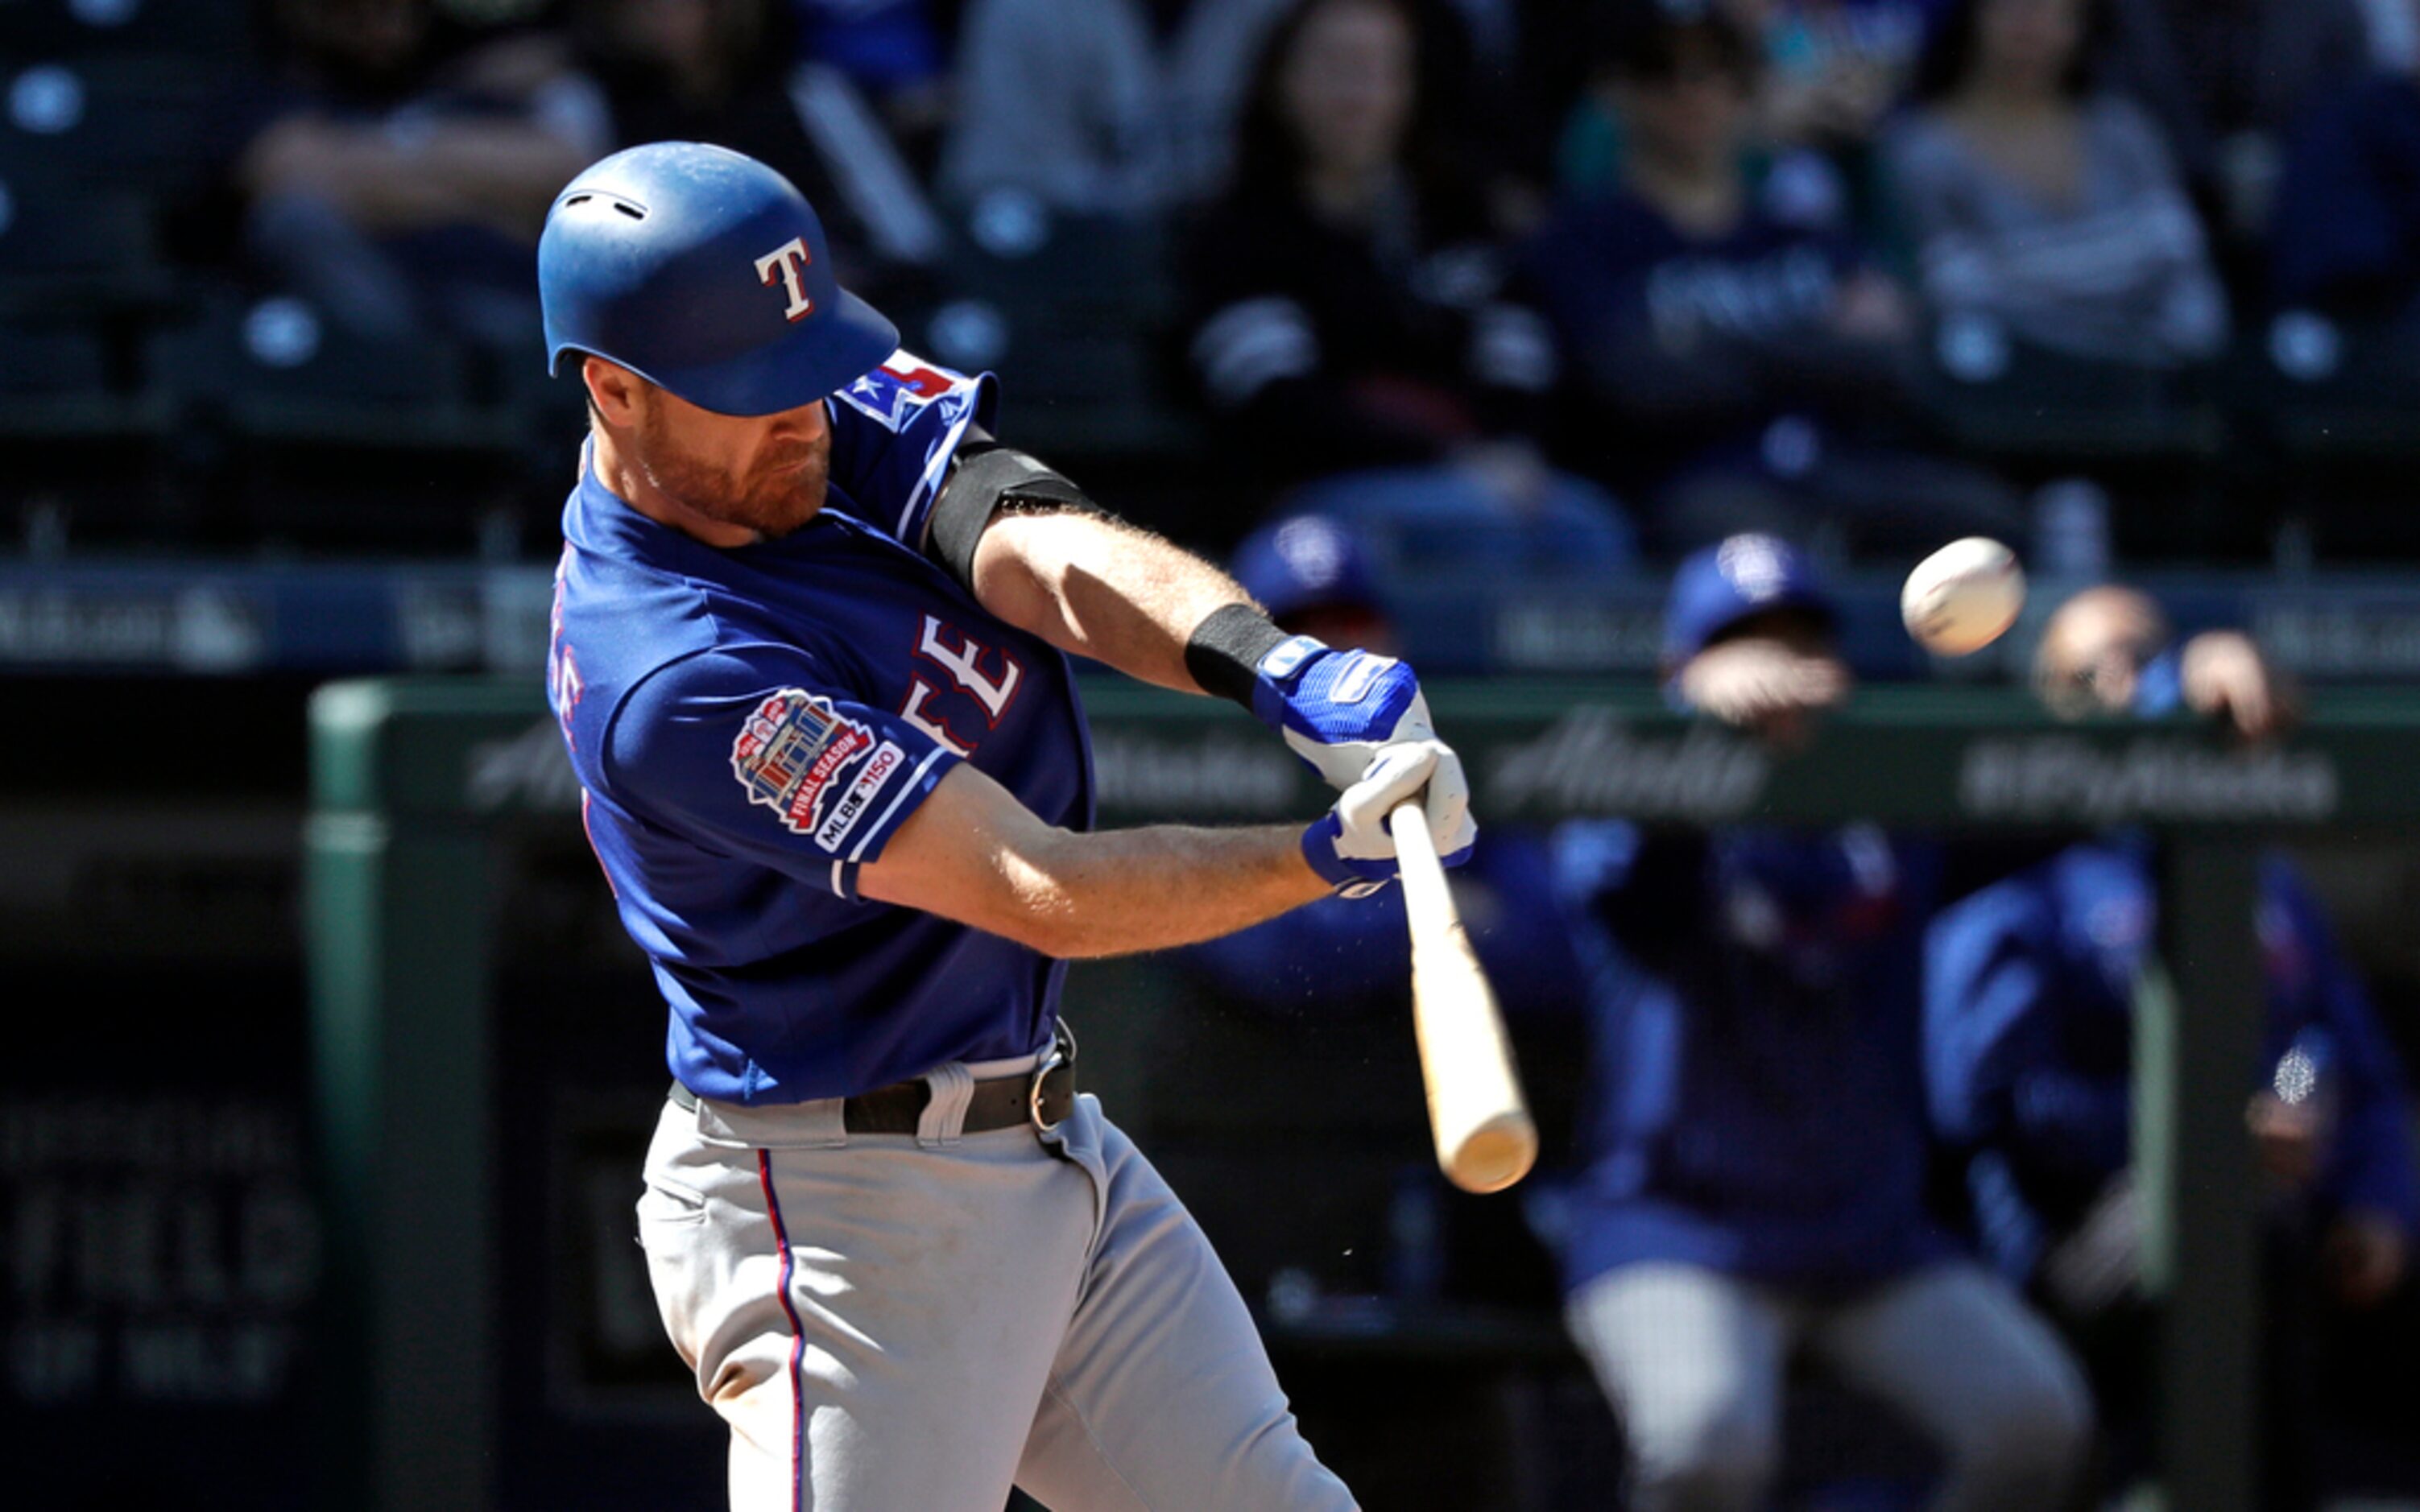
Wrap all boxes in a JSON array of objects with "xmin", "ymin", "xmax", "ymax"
[{"xmin": 1388, "ymin": 799, "xmax": 1537, "ymax": 1194}]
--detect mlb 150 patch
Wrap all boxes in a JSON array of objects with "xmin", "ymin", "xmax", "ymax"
[
  {"xmin": 815, "ymin": 740, "xmax": 906, "ymax": 851},
  {"xmin": 732, "ymin": 689, "xmax": 877, "ymax": 839}
]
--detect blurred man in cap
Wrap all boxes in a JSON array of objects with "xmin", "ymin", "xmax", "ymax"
[{"xmin": 1553, "ymin": 534, "xmax": 2091, "ymax": 1512}]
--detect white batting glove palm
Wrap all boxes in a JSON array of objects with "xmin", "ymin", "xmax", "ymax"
[{"xmin": 1301, "ymin": 740, "xmax": 1479, "ymax": 898}]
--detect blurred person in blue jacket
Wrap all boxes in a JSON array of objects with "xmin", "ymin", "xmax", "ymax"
[
  {"xmin": 1929, "ymin": 582, "xmax": 2418, "ymax": 1508},
  {"xmin": 1555, "ymin": 533, "xmax": 2090, "ymax": 1512},
  {"xmin": 1928, "ymin": 849, "xmax": 2418, "ymax": 1317},
  {"xmin": 1527, "ymin": 4, "xmax": 2024, "ymax": 558},
  {"xmin": 1184, "ymin": 515, "xmax": 1587, "ymax": 1017}
]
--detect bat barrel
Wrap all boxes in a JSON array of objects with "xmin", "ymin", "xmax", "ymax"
[{"xmin": 1389, "ymin": 799, "xmax": 1540, "ymax": 1195}]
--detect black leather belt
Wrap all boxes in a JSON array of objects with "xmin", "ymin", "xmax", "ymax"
[{"xmin": 669, "ymin": 1028, "xmax": 1076, "ymax": 1135}]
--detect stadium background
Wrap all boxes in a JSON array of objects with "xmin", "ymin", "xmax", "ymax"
[{"xmin": 4, "ymin": 0, "xmax": 2420, "ymax": 1507}]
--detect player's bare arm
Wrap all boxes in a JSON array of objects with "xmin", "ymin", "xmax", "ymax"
[
  {"xmin": 862, "ymin": 740, "xmax": 1460, "ymax": 957},
  {"xmin": 969, "ymin": 507, "xmax": 1260, "ymax": 695},
  {"xmin": 935, "ymin": 457, "xmax": 1475, "ymax": 855}
]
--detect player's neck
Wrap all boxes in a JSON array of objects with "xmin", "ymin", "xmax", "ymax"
[{"xmin": 590, "ymin": 424, "xmax": 760, "ymax": 550}]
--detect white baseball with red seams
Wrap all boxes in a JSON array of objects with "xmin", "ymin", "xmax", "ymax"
[{"xmin": 1902, "ymin": 537, "xmax": 2026, "ymax": 657}]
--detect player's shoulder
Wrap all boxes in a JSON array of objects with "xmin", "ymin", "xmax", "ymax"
[
  {"xmin": 829, "ymin": 349, "xmax": 994, "ymax": 438},
  {"xmin": 606, "ymin": 642, "xmax": 846, "ymax": 776}
]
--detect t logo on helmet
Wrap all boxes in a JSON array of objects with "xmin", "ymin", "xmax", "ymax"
[{"xmin": 754, "ymin": 237, "xmax": 817, "ymax": 322}]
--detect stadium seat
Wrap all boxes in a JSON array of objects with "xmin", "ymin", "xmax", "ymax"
[
  {"xmin": 1919, "ymin": 316, "xmax": 2239, "ymax": 557},
  {"xmin": 2250, "ymin": 311, "xmax": 2420, "ymax": 560},
  {"xmin": 932, "ymin": 203, "xmax": 1197, "ymax": 463},
  {"xmin": 1921, "ymin": 316, "xmax": 2227, "ymax": 468},
  {"xmin": 0, "ymin": 320, "xmax": 172, "ymax": 543},
  {"xmin": 146, "ymin": 291, "xmax": 527, "ymax": 551},
  {"xmin": 0, "ymin": 0, "xmax": 251, "ymax": 60},
  {"xmin": 2, "ymin": 54, "xmax": 229, "ymax": 199},
  {"xmin": 0, "ymin": 169, "xmax": 168, "ymax": 316},
  {"xmin": 151, "ymin": 291, "xmax": 484, "ymax": 432}
]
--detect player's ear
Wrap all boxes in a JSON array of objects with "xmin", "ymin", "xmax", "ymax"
[{"xmin": 582, "ymin": 356, "xmax": 647, "ymax": 430}]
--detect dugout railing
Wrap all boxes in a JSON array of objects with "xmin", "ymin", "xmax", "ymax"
[{"xmin": 304, "ymin": 678, "xmax": 2420, "ymax": 1512}]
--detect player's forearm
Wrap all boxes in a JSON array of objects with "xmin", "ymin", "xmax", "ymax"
[
  {"xmin": 994, "ymin": 823, "xmax": 1330, "ymax": 958},
  {"xmin": 970, "ymin": 510, "xmax": 1256, "ymax": 694},
  {"xmin": 863, "ymin": 780, "xmax": 1331, "ymax": 959}
]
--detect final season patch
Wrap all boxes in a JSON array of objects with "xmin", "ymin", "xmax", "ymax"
[{"xmin": 732, "ymin": 689, "xmax": 876, "ymax": 840}]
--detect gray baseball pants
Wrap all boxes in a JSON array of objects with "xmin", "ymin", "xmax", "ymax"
[
  {"xmin": 1566, "ymin": 1260, "xmax": 2092, "ymax": 1512},
  {"xmin": 636, "ymin": 1073, "xmax": 1359, "ymax": 1510}
]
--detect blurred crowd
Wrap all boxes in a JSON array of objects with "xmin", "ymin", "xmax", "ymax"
[
  {"xmin": 13, "ymin": 0, "xmax": 2420, "ymax": 564},
  {"xmin": 1204, "ymin": 518, "xmax": 2420, "ymax": 1510}
]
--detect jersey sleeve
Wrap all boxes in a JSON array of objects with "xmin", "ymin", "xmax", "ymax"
[
  {"xmin": 603, "ymin": 644, "xmax": 960, "ymax": 901},
  {"xmin": 825, "ymin": 349, "xmax": 999, "ymax": 551}
]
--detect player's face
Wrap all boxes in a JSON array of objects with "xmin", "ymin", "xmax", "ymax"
[{"xmin": 632, "ymin": 384, "xmax": 834, "ymax": 539}]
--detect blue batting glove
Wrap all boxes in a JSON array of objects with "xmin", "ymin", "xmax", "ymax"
[{"xmin": 1251, "ymin": 635, "xmax": 1442, "ymax": 791}]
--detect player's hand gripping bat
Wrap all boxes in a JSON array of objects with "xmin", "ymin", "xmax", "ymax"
[{"xmin": 1387, "ymin": 799, "xmax": 1537, "ymax": 1194}]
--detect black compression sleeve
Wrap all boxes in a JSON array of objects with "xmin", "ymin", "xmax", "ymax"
[
  {"xmin": 1185, "ymin": 602, "xmax": 1294, "ymax": 708},
  {"xmin": 926, "ymin": 433, "xmax": 1111, "ymax": 590}
]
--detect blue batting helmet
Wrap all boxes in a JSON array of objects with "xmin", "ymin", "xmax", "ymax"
[
  {"xmin": 1663, "ymin": 533, "xmax": 1838, "ymax": 665},
  {"xmin": 538, "ymin": 142, "xmax": 899, "ymax": 416}
]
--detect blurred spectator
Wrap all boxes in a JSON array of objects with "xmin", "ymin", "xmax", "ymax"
[
  {"xmin": 565, "ymin": 0, "xmax": 931, "ymax": 296},
  {"xmin": 1182, "ymin": 0, "xmax": 1633, "ymax": 571},
  {"xmin": 2099, "ymin": 0, "xmax": 2374, "ymax": 247},
  {"xmin": 2032, "ymin": 582, "xmax": 2297, "ymax": 739},
  {"xmin": 1929, "ymin": 585, "xmax": 2418, "ymax": 1510},
  {"xmin": 1553, "ymin": 534, "xmax": 2091, "ymax": 1512},
  {"xmin": 1528, "ymin": 6, "xmax": 2023, "ymax": 555},
  {"xmin": 938, "ymin": 0, "xmax": 1509, "ymax": 219},
  {"xmin": 1754, "ymin": 0, "xmax": 1943, "ymax": 135},
  {"xmin": 1561, "ymin": 0, "xmax": 1946, "ymax": 229},
  {"xmin": 2362, "ymin": 0, "xmax": 2420, "ymax": 73},
  {"xmin": 784, "ymin": 1, "xmax": 953, "ymax": 169},
  {"xmin": 237, "ymin": 0, "xmax": 609, "ymax": 350},
  {"xmin": 1884, "ymin": 0, "xmax": 2228, "ymax": 369},
  {"xmin": 2271, "ymin": 33, "xmax": 2420, "ymax": 322},
  {"xmin": 787, "ymin": 0, "xmax": 946, "ymax": 98},
  {"xmin": 1181, "ymin": 516, "xmax": 1591, "ymax": 1016},
  {"xmin": 939, "ymin": 0, "xmax": 1294, "ymax": 215}
]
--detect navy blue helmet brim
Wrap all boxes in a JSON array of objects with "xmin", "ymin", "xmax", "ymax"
[{"xmin": 552, "ymin": 288, "xmax": 901, "ymax": 417}]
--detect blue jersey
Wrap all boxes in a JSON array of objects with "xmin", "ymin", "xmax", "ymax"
[
  {"xmin": 1926, "ymin": 840, "xmax": 2420, "ymax": 1285},
  {"xmin": 1552, "ymin": 821, "xmax": 1954, "ymax": 1293},
  {"xmin": 547, "ymin": 353, "xmax": 1095, "ymax": 1104}
]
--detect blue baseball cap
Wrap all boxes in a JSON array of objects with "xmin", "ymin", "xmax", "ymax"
[
  {"xmin": 1232, "ymin": 515, "xmax": 1386, "ymax": 625},
  {"xmin": 1662, "ymin": 533, "xmax": 1838, "ymax": 664}
]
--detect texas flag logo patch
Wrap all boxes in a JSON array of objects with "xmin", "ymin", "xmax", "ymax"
[{"xmin": 732, "ymin": 688, "xmax": 875, "ymax": 837}]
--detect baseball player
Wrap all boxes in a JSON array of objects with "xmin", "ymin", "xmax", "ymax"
[
  {"xmin": 1553, "ymin": 536, "xmax": 2091, "ymax": 1512},
  {"xmin": 535, "ymin": 141, "xmax": 1472, "ymax": 1510}
]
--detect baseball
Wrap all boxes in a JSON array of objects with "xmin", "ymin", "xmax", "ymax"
[{"xmin": 1901, "ymin": 537, "xmax": 2025, "ymax": 656}]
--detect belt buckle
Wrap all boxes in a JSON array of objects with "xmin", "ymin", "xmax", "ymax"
[{"xmin": 1028, "ymin": 1019, "xmax": 1077, "ymax": 1134}]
